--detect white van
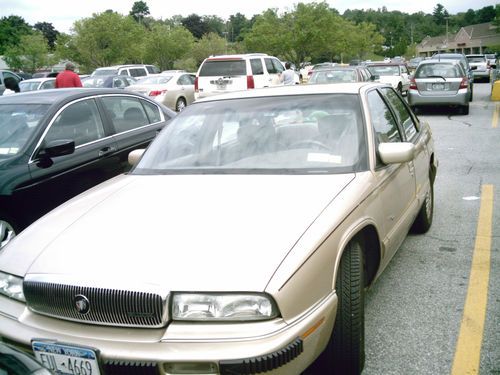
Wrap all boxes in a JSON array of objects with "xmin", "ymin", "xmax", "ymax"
[
  {"xmin": 194, "ymin": 53, "xmax": 285, "ymax": 99},
  {"xmin": 91, "ymin": 64, "xmax": 160, "ymax": 78}
]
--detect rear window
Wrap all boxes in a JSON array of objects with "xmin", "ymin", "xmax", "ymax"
[
  {"xmin": 199, "ymin": 60, "xmax": 247, "ymax": 76},
  {"xmin": 466, "ymin": 56, "xmax": 486, "ymax": 63},
  {"xmin": 415, "ymin": 63, "xmax": 463, "ymax": 78},
  {"xmin": 250, "ymin": 59, "xmax": 264, "ymax": 75},
  {"xmin": 93, "ymin": 69, "xmax": 117, "ymax": 76}
]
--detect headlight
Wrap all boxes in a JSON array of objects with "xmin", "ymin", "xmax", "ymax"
[
  {"xmin": 0, "ymin": 271, "xmax": 25, "ymax": 302},
  {"xmin": 172, "ymin": 293, "xmax": 279, "ymax": 321}
]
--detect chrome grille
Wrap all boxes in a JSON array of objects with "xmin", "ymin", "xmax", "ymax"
[{"xmin": 23, "ymin": 280, "xmax": 166, "ymax": 328}]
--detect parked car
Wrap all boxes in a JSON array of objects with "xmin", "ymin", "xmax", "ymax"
[
  {"xmin": 0, "ymin": 88, "xmax": 175, "ymax": 249},
  {"xmin": 0, "ymin": 70, "xmax": 23, "ymax": 95},
  {"xmin": 0, "ymin": 82, "xmax": 436, "ymax": 375},
  {"xmin": 81, "ymin": 75, "xmax": 136, "ymax": 89},
  {"xmin": 432, "ymin": 53, "xmax": 475, "ymax": 100},
  {"xmin": 366, "ymin": 63, "xmax": 410, "ymax": 95},
  {"xmin": 485, "ymin": 53, "xmax": 497, "ymax": 69},
  {"xmin": 408, "ymin": 59, "xmax": 471, "ymax": 115},
  {"xmin": 32, "ymin": 71, "xmax": 59, "ymax": 79},
  {"xmin": 19, "ymin": 77, "xmax": 56, "ymax": 92},
  {"xmin": 0, "ymin": 341, "xmax": 52, "ymax": 374},
  {"xmin": 91, "ymin": 64, "xmax": 160, "ymax": 78},
  {"xmin": 307, "ymin": 62, "xmax": 337, "ymax": 80},
  {"xmin": 466, "ymin": 54, "xmax": 490, "ymax": 82},
  {"xmin": 126, "ymin": 72, "xmax": 195, "ymax": 112},
  {"xmin": 308, "ymin": 66, "xmax": 375, "ymax": 84},
  {"xmin": 195, "ymin": 53, "xmax": 285, "ymax": 99},
  {"xmin": 408, "ymin": 57, "xmax": 424, "ymax": 70}
]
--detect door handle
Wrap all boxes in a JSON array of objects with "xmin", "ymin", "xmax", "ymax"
[{"xmin": 98, "ymin": 146, "xmax": 117, "ymax": 157}]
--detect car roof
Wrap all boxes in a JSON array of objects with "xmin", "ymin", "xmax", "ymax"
[
  {"xmin": 205, "ymin": 53, "xmax": 269, "ymax": 60},
  {"xmin": 419, "ymin": 59, "xmax": 460, "ymax": 65},
  {"xmin": 0, "ymin": 88, "xmax": 143, "ymax": 105},
  {"xmin": 195, "ymin": 82, "xmax": 386, "ymax": 103}
]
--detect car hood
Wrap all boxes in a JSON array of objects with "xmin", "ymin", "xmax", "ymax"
[{"xmin": 2, "ymin": 174, "xmax": 355, "ymax": 292}]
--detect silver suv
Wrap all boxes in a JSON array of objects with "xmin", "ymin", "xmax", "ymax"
[
  {"xmin": 195, "ymin": 53, "xmax": 285, "ymax": 99},
  {"xmin": 466, "ymin": 54, "xmax": 490, "ymax": 82},
  {"xmin": 91, "ymin": 64, "xmax": 160, "ymax": 78}
]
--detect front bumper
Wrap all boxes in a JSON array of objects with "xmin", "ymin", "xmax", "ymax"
[
  {"xmin": 0, "ymin": 292, "xmax": 337, "ymax": 374},
  {"xmin": 407, "ymin": 88, "xmax": 469, "ymax": 106}
]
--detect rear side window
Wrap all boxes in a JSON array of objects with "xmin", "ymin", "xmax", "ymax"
[
  {"xmin": 264, "ymin": 58, "xmax": 283, "ymax": 74},
  {"xmin": 142, "ymin": 100, "xmax": 164, "ymax": 123},
  {"xmin": 250, "ymin": 59, "xmax": 264, "ymax": 75},
  {"xmin": 101, "ymin": 97, "xmax": 150, "ymax": 133},
  {"xmin": 129, "ymin": 68, "xmax": 147, "ymax": 77},
  {"xmin": 199, "ymin": 60, "xmax": 246, "ymax": 76}
]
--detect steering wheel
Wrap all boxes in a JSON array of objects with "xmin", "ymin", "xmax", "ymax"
[{"xmin": 289, "ymin": 140, "xmax": 331, "ymax": 151}]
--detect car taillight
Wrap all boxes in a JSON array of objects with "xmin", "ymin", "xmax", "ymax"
[
  {"xmin": 409, "ymin": 78, "xmax": 417, "ymax": 90},
  {"xmin": 247, "ymin": 75, "xmax": 255, "ymax": 89},
  {"xmin": 194, "ymin": 76, "xmax": 198, "ymax": 92},
  {"xmin": 149, "ymin": 90, "xmax": 167, "ymax": 96},
  {"xmin": 459, "ymin": 77, "xmax": 468, "ymax": 89}
]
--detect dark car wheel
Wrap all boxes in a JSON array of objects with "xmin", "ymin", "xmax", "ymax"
[
  {"xmin": 397, "ymin": 83, "xmax": 403, "ymax": 96},
  {"xmin": 316, "ymin": 240, "xmax": 365, "ymax": 374},
  {"xmin": 0, "ymin": 215, "xmax": 17, "ymax": 249},
  {"xmin": 461, "ymin": 104, "xmax": 469, "ymax": 115},
  {"xmin": 411, "ymin": 177, "xmax": 434, "ymax": 234},
  {"xmin": 176, "ymin": 97, "xmax": 187, "ymax": 112},
  {"xmin": 469, "ymin": 86, "xmax": 473, "ymax": 102}
]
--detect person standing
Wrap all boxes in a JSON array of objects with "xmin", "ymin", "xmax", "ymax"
[
  {"xmin": 279, "ymin": 62, "xmax": 296, "ymax": 86},
  {"xmin": 55, "ymin": 62, "xmax": 83, "ymax": 88}
]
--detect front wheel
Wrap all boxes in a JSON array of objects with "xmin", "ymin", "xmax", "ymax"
[
  {"xmin": 318, "ymin": 240, "xmax": 365, "ymax": 374},
  {"xmin": 411, "ymin": 178, "xmax": 434, "ymax": 233},
  {"xmin": 0, "ymin": 216, "xmax": 17, "ymax": 250}
]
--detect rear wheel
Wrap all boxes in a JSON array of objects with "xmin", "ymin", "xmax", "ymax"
[
  {"xmin": 175, "ymin": 97, "xmax": 187, "ymax": 112},
  {"xmin": 469, "ymin": 86, "xmax": 473, "ymax": 102},
  {"xmin": 461, "ymin": 104, "xmax": 469, "ymax": 115},
  {"xmin": 397, "ymin": 83, "xmax": 403, "ymax": 96},
  {"xmin": 317, "ymin": 240, "xmax": 365, "ymax": 374}
]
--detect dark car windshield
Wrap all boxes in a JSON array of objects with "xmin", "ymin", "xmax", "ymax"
[
  {"xmin": 133, "ymin": 94, "xmax": 367, "ymax": 175},
  {"xmin": 0, "ymin": 104, "xmax": 49, "ymax": 158}
]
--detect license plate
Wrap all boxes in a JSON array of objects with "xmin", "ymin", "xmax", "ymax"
[
  {"xmin": 432, "ymin": 83, "xmax": 445, "ymax": 90},
  {"xmin": 32, "ymin": 340, "xmax": 101, "ymax": 375}
]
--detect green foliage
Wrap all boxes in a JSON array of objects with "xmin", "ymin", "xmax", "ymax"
[
  {"xmin": 182, "ymin": 14, "xmax": 207, "ymax": 39},
  {"xmin": 0, "ymin": 15, "xmax": 32, "ymax": 55},
  {"xmin": 70, "ymin": 11, "xmax": 145, "ymax": 71},
  {"xmin": 3, "ymin": 32, "xmax": 50, "ymax": 73},
  {"xmin": 191, "ymin": 33, "xmax": 231, "ymax": 66},
  {"xmin": 143, "ymin": 24, "xmax": 195, "ymax": 70}
]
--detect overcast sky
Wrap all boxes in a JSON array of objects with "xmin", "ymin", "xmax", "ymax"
[{"xmin": 2, "ymin": 0, "xmax": 498, "ymax": 33}]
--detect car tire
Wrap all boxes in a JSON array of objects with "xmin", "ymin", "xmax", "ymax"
[
  {"xmin": 176, "ymin": 97, "xmax": 187, "ymax": 112},
  {"xmin": 411, "ymin": 105, "xmax": 419, "ymax": 115},
  {"xmin": 461, "ymin": 104, "xmax": 469, "ymax": 115},
  {"xmin": 0, "ymin": 214, "xmax": 17, "ymax": 250},
  {"xmin": 469, "ymin": 87, "xmax": 473, "ymax": 102},
  {"xmin": 320, "ymin": 240, "xmax": 365, "ymax": 374},
  {"xmin": 397, "ymin": 83, "xmax": 403, "ymax": 96},
  {"xmin": 411, "ymin": 176, "xmax": 434, "ymax": 234}
]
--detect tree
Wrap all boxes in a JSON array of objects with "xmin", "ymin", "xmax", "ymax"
[
  {"xmin": 191, "ymin": 33, "xmax": 229, "ymax": 66},
  {"xmin": 433, "ymin": 3, "xmax": 447, "ymax": 25},
  {"xmin": 476, "ymin": 6, "xmax": 496, "ymax": 23},
  {"xmin": 34, "ymin": 22, "xmax": 59, "ymax": 50},
  {"xmin": 202, "ymin": 15, "xmax": 225, "ymax": 36},
  {"xmin": 143, "ymin": 24, "xmax": 195, "ymax": 70},
  {"xmin": 227, "ymin": 13, "xmax": 252, "ymax": 42},
  {"xmin": 3, "ymin": 32, "xmax": 50, "ymax": 73},
  {"xmin": 182, "ymin": 14, "xmax": 207, "ymax": 39},
  {"xmin": 0, "ymin": 15, "xmax": 32, "ymax": 54},
  {"xmin": 129, "ymin": 1, "xmax": 150, "ymax": 23},
  {"xmin": 71, "ymin": 11, "xmax": 145, "ymax": 72}
]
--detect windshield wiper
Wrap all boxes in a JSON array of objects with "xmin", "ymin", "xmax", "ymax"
[{"xmin": 424, "ymin": 75, "xmax": 446, "ymax": 81}]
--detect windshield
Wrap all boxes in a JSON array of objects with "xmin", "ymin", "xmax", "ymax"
[
  {"xmin": 19, "ymin": 81, "xmax": 40, "ymax": 92},
  {"xmin": 93, "ymin": 69, "xmax": 117, "ymax": 76},
  {"xmin": 309, "ymin": 70, "xmax": 357, "ymax": 84},
  {"xmin": 0, "ymin": 104, "xmax": 49, "ymax": 158},
  {"xmin": 136, "ymin": 76, "xmax": 172, "ymax": 85},
  {"xmin": 367, "ymin": 65, "xmax": 400, "ymax": 76},
  {"xmin": 134, "ymin": 94, "xmax": 367, "ymax": 175},
  {"xmin": 467, "ymin": 56, "xmax": 486, "ymax": 63}
]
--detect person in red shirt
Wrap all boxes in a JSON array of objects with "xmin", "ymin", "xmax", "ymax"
[{"xmin": 55, "ymin": 62, "xmax": 83, "ymax": 88}]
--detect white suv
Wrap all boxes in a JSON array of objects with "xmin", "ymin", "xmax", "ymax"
[
  {"xmin": 194, "ymin": 53, "xmax": 285, "ymax": 99},
  {"xmin": 91, "ymin": 64, "xmax": 160, "ymax": 78}
]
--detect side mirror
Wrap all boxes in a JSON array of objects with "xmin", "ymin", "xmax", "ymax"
[
  {"xmin": 128, "ymin": 149, "xmax": 145, "ymax": 167},
  {"xmin": 35, "ymin": 139, "xmax": 75, "ymax": 168},
  {"xmin": 378, "ymin": 142, "xmax": 415, "ymax": 164}
]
